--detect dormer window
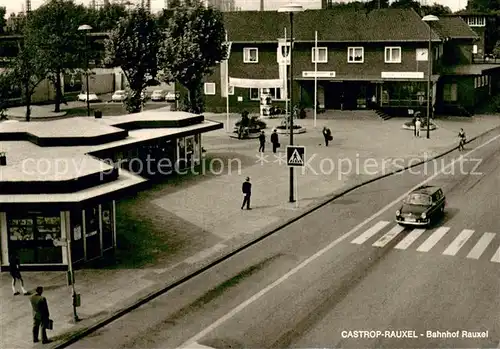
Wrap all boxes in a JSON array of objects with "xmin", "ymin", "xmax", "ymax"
[{"xmin": 466, "ymin": 16, "xmax": 486, "ymax": 27}]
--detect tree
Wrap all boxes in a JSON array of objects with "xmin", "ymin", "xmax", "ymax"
[
  {"xmin": 421, "ymin": 4, "xmax": 452, "ymax": 16},
  {"xmin": 104, "ymin": 7, "xmax": 161, "ymax": 113},
  {"xmin": 390, "ymin": 0, "xmax": 421, "ymax": 12},
  {"xmin": 0, "ymin": 73, "xmax": 12, "ymax": 119},
  {"xmin": 11, "ymin": 33, "xmax": 49, "ymax": 121},
  {"xmin": 0, "ymin": 7, "xmax": 6, "ymax": 34},
  {"xmin": 159, "ymin": 0, "xmax": 227, "ymax": 113},
  {"xmin": 24, "ymin": 0, "xmax": 88, "ymax": 112},
  {"xmin": 466, "ymin": 0, "xmax": 500, "ymax": 13}
]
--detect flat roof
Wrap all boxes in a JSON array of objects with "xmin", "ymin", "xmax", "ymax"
[
  {"xmin": 443, "ymin": 64, "xmax": 500, "ymax": 75},
  {"xmin": 0, "ymin": 109, "xmax": 223, "ymax": 204},
  {"xmin": 0, "ymin": 170, "xmax": 147, "ymax": 206}
]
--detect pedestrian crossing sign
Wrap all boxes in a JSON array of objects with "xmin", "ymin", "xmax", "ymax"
[{"xmin": 287, "ymin": 146, "xmax": 306, "ymax": 167}]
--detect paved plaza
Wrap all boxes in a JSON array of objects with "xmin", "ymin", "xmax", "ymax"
[{"xmin": 1, "ymin": 110, "xmax": 500, "ymax": 348}]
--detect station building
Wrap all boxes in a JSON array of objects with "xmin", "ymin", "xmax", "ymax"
[
  {"xmin": 197, "ymin": 8, "xmax": 500, "ymax": 117},
  {"xmin": 0, "ymin": 108, "xmax": 222, "ymax": 270}
]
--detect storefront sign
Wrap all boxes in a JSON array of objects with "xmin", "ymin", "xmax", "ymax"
[
  {"xmin": 229, "ymin": 78, "xmax": 283, "ymax": 89},
  {"xmin": 74, "ymin": 225, "xmax": 82, "ymax": 240},
  {"xmin": 302, "ymin": 71, "xmax": 336, "ymax": 78},
  {"xmin": 85, "ymin": 230, "xmax": 98, "ymax": 238},
  {"xmin": 381, "ymin": 72, "xmax": 424, "ymax": 79}
]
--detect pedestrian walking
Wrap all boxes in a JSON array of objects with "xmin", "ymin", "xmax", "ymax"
[
  {"xmin": 258, "ymin": 131, "xmax": 265, "ymax": 152},
  {"xmin": 412, "ymin": 116, "xmax": 417, "ymax": 136},
  {"xmin": 9, "ymin": 251, "xmax": 28, "ymax": 296},
  {"xmin": 322, "ymin": 126, "xmax": 332, "ymax": 146},
  {"xmin": 241, "ymin": 177, "xmax": 252, "ymax": 210},
  {"xmin": 270, "ymin": 129, "xmax": 280, "ymax": 153},
  {"xmin": 415, "ymin": 118, "xmax": 422, "ymax": 137},
  {"xmin": 30, "ymin": 286, "xmax": 51, "ymax": 344},
  {"xmin": 458, "ymin": 128, "xmax": 466, "ymax": 151}
]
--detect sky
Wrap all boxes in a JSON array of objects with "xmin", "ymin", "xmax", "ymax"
[{"xmin": 2, "ymin": 0, "xmax": 467, "ymax": 17}]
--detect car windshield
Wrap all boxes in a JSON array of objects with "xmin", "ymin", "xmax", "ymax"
[{"xmin": 404, "ymin": 193, "xmax": 431, "ymax": 205}]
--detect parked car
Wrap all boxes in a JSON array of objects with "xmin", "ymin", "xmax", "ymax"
[
  {"xmin": 78, "ymin": 92, "xmax": 100, "ymax": 102},
  {"xmin": 112, "ymin": 90, "xmax": 128, "ymax": 102},
  {"xmin": 396, "ymin": 185, "xmax": 446, "ymax": 227},
  {"xmin": 165, "ymin": 91, "xmax": 176, "ymax": 102},
  {"xmin": 151, "ymin": 90, "xmax": 166, "ymax": 101}
]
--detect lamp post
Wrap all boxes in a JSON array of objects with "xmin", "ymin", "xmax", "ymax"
[
  {"xmin": 278, "ymin": 3, "xmax": 304, "ymax": 203},
  {"xmin": 422, "ymin": 15, "xmax": 439, "ymax": 139},
  {"xmin": 78, "ymin": 24, "xmax": 93, "ymax": 117}
]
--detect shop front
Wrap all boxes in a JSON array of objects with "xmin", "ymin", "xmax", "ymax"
[{"xmin": 1, "ymin": 202, "xmax": 116, "ymax": 270}]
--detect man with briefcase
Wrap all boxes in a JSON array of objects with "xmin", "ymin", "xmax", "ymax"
[{"xmin": 30, "ymin": 286, "xmax": 52, "ymax": 344}]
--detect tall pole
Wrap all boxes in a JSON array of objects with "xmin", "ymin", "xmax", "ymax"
[
  {"xmin": 314, "ymin": 30, "xmax": 317, "ymax": 128},
  {"xmin": 66, "ymin": 239, "xmax": 79, "ymax": 322},
  {"xmin": 289, "ymin": 12, "xmax": 295, "ymax": 203},
  {"xmin": 426, "ymin": 23, "xmax": 431, "ymax": 139},
  {"xmin": 284, "ymin": 27, "xmax": 288, "ymax": 126},
  {"xmin": 85, "ymin": 33, "xmax": 90, "ymax": 117},
  {"xmin": 225, "ymin": 32, "xmax": 230, "ymax": 132}
]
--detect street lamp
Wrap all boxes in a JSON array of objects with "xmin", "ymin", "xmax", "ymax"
[
  {"xmin": 78, "ymin": 24, "xmax": 93, "ymax": 117},
  {"xmin": 422, "ymin": 15, "xmax": 439, "ymax": 139},
  {"xmin": 278, "ymin": 3, "xmax": 304, "ymax": 203}
]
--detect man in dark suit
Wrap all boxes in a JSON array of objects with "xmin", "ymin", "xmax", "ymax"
[
  {"xmin": 270, "ymin": 129, "xmax": 279, "ymax": 153},
  {"xmin": 241, "ymin": 177, "xmax": 252, "ymax": 210},
  {"xmin": 30, "ymin": 286, "xmax": 51, "ymax": 344}
]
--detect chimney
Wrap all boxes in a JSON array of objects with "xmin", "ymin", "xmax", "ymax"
[
  {"xmin": 0, "ymin": 152, "xmax": 6, "ymax": 166},
  {"xmin": 260, "ymin": 0, "xmax": 264, "ymax": 11}
]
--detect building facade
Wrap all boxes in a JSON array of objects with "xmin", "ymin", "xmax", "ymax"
[
  {"xmin": 0, "ymin": 108, "xmax": 223, "ymax": 270},
  {"xmin": 198, "ymin": 8, "xmax": 500, "ymax": 116}
]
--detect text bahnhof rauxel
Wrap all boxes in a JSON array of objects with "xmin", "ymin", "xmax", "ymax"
[{"xmin": 341, "ymin": 330, "xmax": 489, "ymax": 339}]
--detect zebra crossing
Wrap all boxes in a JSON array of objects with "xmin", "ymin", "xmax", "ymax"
[{"xmin": 350, "ymin": 221, "xmax": 500, "ymax": 264}]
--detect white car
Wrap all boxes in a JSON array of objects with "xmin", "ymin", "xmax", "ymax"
[
  {"xmin": 165, "ymin": 91, "xmax": 176, "ymax": 102},
  {"xmin": 112, "ymin": 90, "xmax": 128, "ymax": 102},
  {"xmin": 78, "ymin": 92, "xmax": 100, "ymax": 102},
  {"xmin": 151, "ymin": 90, "xmax": 166, "ymax": 101}
]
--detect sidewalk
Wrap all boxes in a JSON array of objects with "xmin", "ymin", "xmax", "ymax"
[{"xmin": 2, "ymin": 111, "xmax": 500, "ymax": 349}]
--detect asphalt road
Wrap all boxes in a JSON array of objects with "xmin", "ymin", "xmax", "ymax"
[{"xmin": 67, "ymin": 129, "xmax": 500, "ymax": 349}]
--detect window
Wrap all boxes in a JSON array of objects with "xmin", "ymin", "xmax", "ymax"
[
  {"xmin": 443, "ymin": 83, "xmax": 457, "ymax": 102},
  {"xmin": 466, "ymin": 16, "xmax": 486, "ymax": 27},
  {"xmin": 227, "ymin": 85, "xmax": 234, "ymax": 95},
  {"xmin": 249, "ymin": 88, "xmax": 283, "ymax": 100},
  {"xmin": 348, "ymin": 47, "xmax": 364, "ymax": 63},
  {"xmin": 243, "ymin": 48, "xmax": 258, "ymax": 63},
  {"xmin": 312, "ymin": 47, "xmax": 328, "ymax": 63},
  {"xmin": 473, "ymin": 45, "xmax": 478, "ymax": 54},
  {"xmin": 204, "ymin": 82, "xmax": 216, "ymax": 95},
  {"xmin": 385, "ymin": 47, "xmax": 401, "ymax": 63}
]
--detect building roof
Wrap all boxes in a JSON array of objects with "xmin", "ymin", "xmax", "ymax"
[
  {"xmin": 0, "ymin": 108, "xmax": 223, "ymax": 205},
  {"xmin": 223, "ymin": 8, "xmax": 442, "ymax": 43},
  {"xmin": 429, "ymin": 16, "xmax": 479, "ymax": 40},
  {"xmin": 443, "ymin": 64, "xmax": 500, "ymax": 75}
]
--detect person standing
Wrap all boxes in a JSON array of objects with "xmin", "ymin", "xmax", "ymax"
[
  {"xmin": 322, "ymin": 126, "xmax": 332, "ymax": 146},
  {"xmin": 9, "ymin": 251, "xmax": 28, "ymax": 296},
  {"xmin": 415, "ymin": 118, "xmax": 422, "ymax": 137},
  {"xmin": 258, "ymin": 131, "xmax": 265, "ymax": 153},
  {"xmin": 270, "ymin": 129, "xmax": 279, "ymax": 153},
  {"xmin": 458, "ymin": 128, "xmax": 466, "ymax": 151},
  {"xmin": 30, "ymin": 286, "xmax": 51, "ymax": 344},
  {"xmin": 241, "ymin": 177, "xmax": 252, "ymax": 210}
]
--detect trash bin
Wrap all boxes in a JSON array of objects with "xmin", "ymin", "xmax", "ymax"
[{"xmin": 94, "ymin": 110, "xmax": 102, "ymax": 119}]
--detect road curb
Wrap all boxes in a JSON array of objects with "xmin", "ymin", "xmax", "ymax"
[{"xmin": 51, "ymin": 124, "xmax": 500, "ymax": 349}]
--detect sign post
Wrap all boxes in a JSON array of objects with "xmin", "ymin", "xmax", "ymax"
[
  {"xmin": 53, "ymin": 237, "xmax": 80, "ymax": 323},
  {"xmin": 287, "ymin": 145, "xmax": 306, "ymax": 208}
]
